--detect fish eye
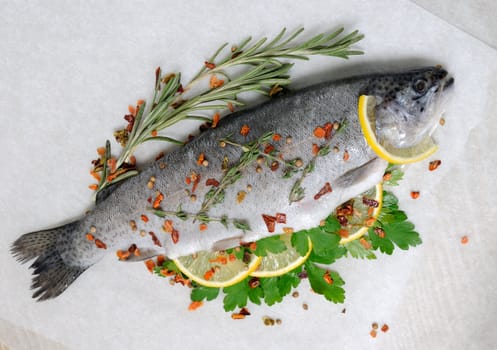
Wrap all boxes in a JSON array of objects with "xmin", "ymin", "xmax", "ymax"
[{"xmin": 413, "ymin": 79, "xmax": 428, "ymax": 94}]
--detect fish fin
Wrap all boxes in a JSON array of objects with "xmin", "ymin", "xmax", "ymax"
[
  {"xmin": 334, "ymin": 157, "xmax": 387, "ymax": 189},
  {"xmin": 11, "ymin": 223, "xmax": 87, "ymax": 301},
  {"xmin": 211, "ymin": 236, "xmax": 243, "ymax": 252},
  {"xmin": 95, "ymin": 182, "xmax": 121, "ymax": 205}
]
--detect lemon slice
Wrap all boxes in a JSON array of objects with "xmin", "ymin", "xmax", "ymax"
[
  {"xmin": 250, "ymin": 234, "xmax": 312, "ymax": 278},
  {"xmin": 174, "ymin": 251, "xmax": 261, "ymax": 288},
  {"xmin": 339, "ymin": 182, "xmax": 383, "ymax": 244},
  {"xmin": 358, "ymin": 95, "xmax": 438, "ymax": 164}
]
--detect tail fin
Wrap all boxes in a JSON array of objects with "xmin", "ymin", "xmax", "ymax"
[{"xmin": 11, "ymin": 223, "xmax": 88, "ymax": 301}]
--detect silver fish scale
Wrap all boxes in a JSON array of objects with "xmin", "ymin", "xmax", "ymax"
[{"xmin": 62, "ymin": 78, "xmax": 386, "ymax": 265}]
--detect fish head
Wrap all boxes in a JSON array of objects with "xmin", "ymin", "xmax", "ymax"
[{"xmin": 365, "ymin": 66, "xmax": 454, "ymax": 148}]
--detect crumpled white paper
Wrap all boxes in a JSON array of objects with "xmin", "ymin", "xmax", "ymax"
[{"xmin": 1, "ymin": 1, "xmax": 496, "ymax": 349}]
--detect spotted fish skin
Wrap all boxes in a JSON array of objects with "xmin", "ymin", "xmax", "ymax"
[{"xmin": 11, "ymin": 67, "xmax": 453, "ymax": 300}]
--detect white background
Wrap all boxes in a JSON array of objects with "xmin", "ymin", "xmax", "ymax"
[{"xmin": 1, "ymin": 1, "xmax": 496, "ymax": 349}]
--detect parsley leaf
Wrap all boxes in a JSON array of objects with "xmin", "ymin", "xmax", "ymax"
[
  {"xmin": 383, "ymin": 221, "xmax": 422, "ymax": 250},
  {"xmin": 291, "ymin": 231, "xmax": 310, "ymax": 256},
  {"xmin": 223, "ymin": 279, "xmax": 249, "ymax": 311},
  {"xmin": 305, "ymin": 262, "xmax": 345, "ymax": 303},
  {"xmin": 277, "ymin": 267, "xmax": 302, "ymax": 295},
  {"xmin": 307, "ymin": 227, "xmax": 346, "ymax": 264},
  {"xmin": 260, "ymin": 278, "xmax": 283, "ymax": 306},
  {"xmin": 344, "ymin": 239, "xmax": 377, "ymax": 259},
  {"xmin": 383, "ymin": 168, "xmax": 404, "ymax": 186},
  {"xmin": 254, "ymin": 236, "xmax": 287, "ymax": 256},
  {"xmin": 191, "ymin": 286, "xmax": 220, "ymax": 302}
]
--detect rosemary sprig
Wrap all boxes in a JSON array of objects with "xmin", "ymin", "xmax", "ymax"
[
  {"xmin": 150, "ymin": 208, "xmax": 250, "ymax": 232},
  {"xmin": 92, "ymin": 27, "xmax": 364, "ymax": 196}
]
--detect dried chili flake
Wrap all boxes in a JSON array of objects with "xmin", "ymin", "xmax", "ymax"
[
  {"xmin": 365, "ymin": 217, "xmax": 376, "ymax": 227},
  {"xmin": 97, "ymin": 147, "xmax": 106, "ymax": 156},
  {"xmin": 231, "ymin": 313, "xmax": 246, "ymax": 320},
  {"xmin": 312, "ymin": 143, "xmax": 320, "ymax": 156},
  {"xmin": 206, "ymin": 178, "xmax": 220, "ymax": 187},
  {"xmin": 383, "ymin": 172, "xmax": 392, "ymax": 181},
  {"xmin": 185, "ymin": 176, "xmax": 192, "ymax": 185},
  {"xmin": 337, "ymin": 215, "xmax": 348, "ymax": 226},
  {"xmin": 90, "ymin": 170, "xmax": 101, "ymax": 181},
  {"xmin": 262, "ymin": 214, "xmax": 277, "ymax": 233},
  {"xmin": 177, "ymin": 85, "xmax": 184, "ymax": 94},
  {"xmin": 188, "ymin": 301, "xmax": 204, "ymax": 311},
  {"xmin": 275, "ymin": 213, "xmax": 287, "ymax": 224},
  {"xmin": 370, "ymin": 330, "xmax": 377, "ymax": 338},
  {"xmin": 374, "ymin": 227, "xmax": 386, "ymax": 238},
  {"xmin": 211, "ymin": 113, "xmax": 220, "ymax": 128},
  {"xmin": 429, "ymin": 160, "xmax": 442, "ymax": 171},
  {"xmin": 410, "ymin": 191, "xmax": 420, "ymax": 199},
  {"xmin": 343, "ymin": 150, "xmax": 350, "ymax": 161},
  {"xmin": 191, "ymin": 173, "xmax": 201, "ymax": 193},
  {"xmin": 199, "ymin": 223, "xmax": 208, "ymax": 231},
  {"xmin": 88, "ymin": 184, "xmax": 98, "ymax": 191},
  {"xmin": 313, "ymin": 126, "xmax": 326, "ymax": 138},
  {"xmin": 270, "ymin": 161, "xmax": 279, "ymax": 171},
  {"xmin": 239, "ymin": 307, "xmax": 251, "ymax": 316},
  {"xmin": 156, "ymin": 255, "xmax": 166, "ymax": 266},
  {"xmin": 128, "ymin": 105, "xmax": 136, "ymax": 116},
  {"xmin": 151, "ymin": 130, "xmax": 158, "ymax": 137},
  {"xmin": 95, "ymin": 239, "xmax": 107, "ymax": 249},
  {"xmin": 209, "ymin": 256, "xmax": 228, "ymax": 265},
  {"xmin": 227, "ymin": 102, "xmax": 235, "ymax": 112},
  {"xmin": 323, "ymin": 122, "xmax": 333, "ymax": 139},
  {"xmin": 204, "ymin": 61, "xmax": 216, "ymax": 69},
  {"xmin": 153, "ymin": 192, "xmax": 164, "ymax": 209},
  {"xmin": 204, "ymin": 268, "xmax": 216, "ymax": 280},
  {"xmin": 363, "ymin": 197, "xmax": 379, "ymax": 208},
  {"xmin": 107, "ymin": 158, "xmax": 117, "ymax": 174},
  {"xmin": 144, "ymin": 259, "xmax": 156, "ymax": 273},
  {"xmin": 381, "ymin": 324, "xmax": 389, "ymax": 333},
  {"xmin": 314, "ymin": 182, "xmax": 332, "ymax": 200},
  {"xmin": 272, "ymin": 133, "xmax": 282, "ymax": 141},
  {"xmin": 264, "ymin": 144, "xmax": 275, "ymax": 154},
  {"xmin": 128, "ymin": 243, "xmax": 137, "ymax": 254},
  {"xmin": 209, "ymin": 75, "xmax": 224, "ymax": 89},
  {"xmin": 240, "ymin": 124, "xmax": 250, "ymax": 136},
  {"xmin": 86, "ymin": 233, "xmax": 94, "ymax": 241},
  {"xmin": 323, "ymin": 270, "xmax": 334, "ymax": 285},
  {"xmin": 228, "ymin": 254, "xmax": 236, "ymax": 262},
  {"xmin": 338, "ymin": 229, "xmax": 349, "ymax": 238},
  {"xmin": 149, "ymin": 231, "xmax": 162, "ymax": 247},
  {"xmin": 360, "ymin": 238, "xmax": 372, "ymax": 249},
  {"xmin": 163, "ymin": 220, "xmax": 173, "ymax": 233},
  {"xmin": 141, "ymin": 214, "xmax": 149, "ymax": 223},
  {"xmin": 197, "ymin": 153, "xmax": 205, "ymax": 166},
  {"xmin": 116, "ymin": 250, "xmax": 130, "ymax": 260},
  {"xmin": 461, "ymin": 235, "xmax": 469, "ymax": 244},
  {"xmin": 155, "ymin": 151, "xmax": 165, "ymax": 161},
  {"xmin": 171, "ymin": 229, "xmax": 179, "ymax": 244},
  {"xmin": 248, "ymin": 277, "xmax": 260, "ymax": 288}
]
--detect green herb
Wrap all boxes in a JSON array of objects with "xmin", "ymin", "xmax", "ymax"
[
  {"xmin": 383, "ymin": 164, "xmax": 405, "ymax": 186},
  {"xmin": 254, "ymin": 236, "xmax": 287, "ymax": 257},
  {"xmin": 305, "ymin": 262, "xmax": 345, "ymax": 303},
  {"xmin": 344, "ymin": 240, "xmax": 377, "ymax": 260},
  {"xmin": 92, "ymin": 27, "xmax": 364, "ymax": 196},
  {"xmin": 190, "ymin": 286, "xmax": 220, "ymax": 302}
]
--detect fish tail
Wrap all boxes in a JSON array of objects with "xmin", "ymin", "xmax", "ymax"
[{"xmin": 11, "ymin": 222, "xmax": 87, "ymax": 301}]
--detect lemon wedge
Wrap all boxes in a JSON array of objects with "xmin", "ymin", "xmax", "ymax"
[
  {"xmin": 174, "ymin": 250, "xmax": 261, "ymax": 288},
  {"xmin": 339, "ymin": 182, "xmax": 383, "ymax": 244},
  {"xmin": 250, "ymin": 234, "xmax": 312, "ymax": 278},
  {"xmin": 358, "ymin": 95, "xmax": 438, "ymax": 164}
]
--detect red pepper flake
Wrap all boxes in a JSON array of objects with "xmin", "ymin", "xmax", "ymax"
[
  {"xmin": 90, "ymin": 170, "xmax": 101, "ymax": 182},
  {"xmin": 359, "ymin": 238, "xmax": 372, "ymax": 250},
  {"xmin": 155, "ymin": 151, "xmax": 165, "ymax": 161},
  {"xmin": 323, "ymin": 270, "xmax": 334, "ymax": 285},
  {"xmin": 171, "ymin": 228, "xmax": 180, "ymax": 244},
  {"xmin": 363, "ymin": 197, "xmax": 379, "ymax": 208},
  {"xmin": 151, "ymin": 130, "xmax": 158, "ymax": 137},
  {"xmin": 163, "ymin": 220, "xmax": 173, "ymax": 233},
  {"xmin": 383, "ymin": 172, "xmax": 392, "ymax": 181},
  {"xmin": 209, "ymin": 256, "xmax": 228, "ymax": 265},
  {"xmin": 185, "ymin": 176, "xmax": 192, "ymax": 185},
  {"xmin": 97, "ymin": 147, "xmax": 106, "ymax": 156},
  {"xmin": 381, "ymin": 324, "xmax": 389, "ymax": 333},
  {"xmin": 410, "ymin": 191, "xmax": 420, "ymax": 199},
  {"xmin": 145, "ymin": 259, "xmax": 156, "ymax": 273},
  {"xmin": 140, "ymin": 214, "xmax": 149, "ymax": 223},
  {"xmin": 177, "ymin": 85, "xmax": 184, "ymax": 94},
  {"xmin": 272, "ymin": 133, "xmax": 281, "ymax": 141},
  {"xmin": 107, "ymin": 158, "xmax": 117, "ymax": 174},
  {"xmin": 204, "ymin": 268, "xmax": 216, "ymax": 280},
  {"xmin": 147, "ymin": 196, "xmax": 152, "ymax": 204},
  {"xmin": 156, "ymin": 255, "xmax": 166, "ymax": 266},
  {"xmin": 461, "ymin": 235, "xmax": 469, "ymax": 244},
  {"xmin": 429, "ymin": 160, "xmax": 442, "ymax": 171},
  {"xmin": 88, "ymin": 184, "xmax": 98, "ymax": 191},
  {"xmin": 197, "ymin": 153, "xmax": 206, "ymax": 166},
  {"xmin": 229, "ymin": 254, "xmax": 236, "ymax": 262},
  {"xmin": 312, "ymin": 143, "xmax": 320, "ymax": 156},
  {"xmin": 275, "ymin": 213, "xmax": 287, "ymax": 224},
  {"xmin": 239, "ymin": 307, "xmax": 251, "ymax": 316},
  {"xmin": 262, "ymin": 214, "xmax": 277, "ymax": 233},
  {"xmin": 343, "ymin": 150, "xmax": 350, "ymax": 161},
  {"xmin": 188, "ymin": 301, "xmax": 204, "ymax": 311},
  {"xmin": 204, "ymin": 61, "xmax": 216, "ymax": 69},
  {"xmin": 240, "ymin": 124, "xmax": 250, "ymax": 136},
  {"xmin": 191, "ymin": 173, "xmax": 201, "ymax": 193},
  {"xmin": 128, "ymin": 243, "xmax": 137, "ymax": 254},
  {"xmin": 206, "ymin": 178, "xmax": 220, "ymax": 187},
  {"xmin": 149, "ymin": 231, "xmax": 162, "ymax": 247},
  {"xmin": 86, "ymin": 233, "xmax": 94, "ymax": 241},
  {"xmin": 314, "ymin": 182, "xmax": 332, "ymax": 200},
  {"xmin": 374, "ymin": 227, "xmax": 386, "ymax": 238},
  {"xmin": 231, "ymin": 313, "xmax": 246, "ymax": 320},
  {"xmin": 124, "ymin": 114, "xmax": 135, "ymax": 132},
  {"xmin": 153, "ymin": 192, "xmax": 164, "ymax": 209},
  {"xmin": 370, "ymin": 330, "xmax": 377, "ymax": 338},
  {"xmin": 199, "ymin": 223, "xmax": 208, "ymax": 231},
  {"xmin": 365, "ymin": 217, "xmax": 376, "ymax": 227},
  {"xmin": 128, "ymin": 105, "xmax": 136, "ymax": 116},
  {"xmin": 211, "ymin": 113, "xmax": 220, "ymax": 128},
  {"xmin": 313, "ymin": 126, "xmax": 326, "ymax": 138},
  {"xmin": 338, "ymin": 229, "xmax": 349, "ymax": 238},
  {"xmin": 323, "ymin": 122, "xmax": 333, "ymax": 139},
  {"xmin": 249, "ymin": 242, "xmax": 257, "ymax": 251},
  {"xmin": 116, "ymin": 250, "xmax": 130, "ymax": 260},
  {"xmin": 129, "ymin": 155, "xmax": 136, "ymax": 166},
  {"xmin": 95, "ymin": 239, "xmax": 107, "ymax": 249},
  {"xmin": 264, "ymin": 144, "xmax": 275, "ymax": 154},
  {"xmin": 209, "ymin": 75, "xmax": 224, "ymax": 89}
]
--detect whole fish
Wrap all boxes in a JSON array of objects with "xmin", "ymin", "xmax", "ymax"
[{"xmin": 12, "ymin": 66, "xmax": 453, "ymax": 300}]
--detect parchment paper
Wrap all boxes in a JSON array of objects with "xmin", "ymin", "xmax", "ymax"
[{"xmin": 1, "ymin": 1, "xmax": 496, "ymax": 349}]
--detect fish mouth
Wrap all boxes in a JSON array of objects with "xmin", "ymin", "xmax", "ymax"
[{"xmin": 443, "ymin": 76, "xmax": 455, "ymax": 89}]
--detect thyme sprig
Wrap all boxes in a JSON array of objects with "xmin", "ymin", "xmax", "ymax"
[
  {"xmin": 150, "ymin": 208, "xmax": 250, "ymax": 232},
  {"xmin": 91, "ymin": 27, "xmax": 364, "ymax": 196}
]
